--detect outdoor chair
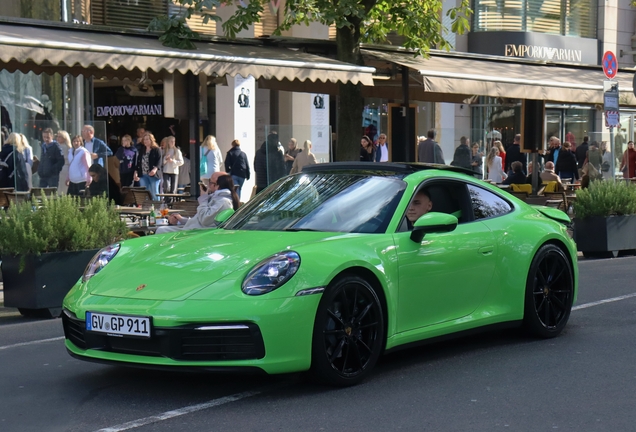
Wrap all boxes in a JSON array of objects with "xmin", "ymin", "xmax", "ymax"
[
  {"xmin": 5, "ymin": 192, "xmax": 29, "ymax": 206},
  {"xmin": 543, "ymin": 191, "xmax": 567, "ymax": 211},
  {"xmin": 0, "ymin": 190, "xmax": 9, "ymax": 209},
  {"xmin": 509, "ymin": 191, "xmax": 529, "ymax": 202},
  {"xmin": 31, "ymin": 187, "xmax": 58, "ymax": 198},
  {"xmin": 171, "ymin": 199, "xmax": 199, "ymax": 218},
  {"xmin": 131, "ymin": 189, "xmax": 154, "ymax": 206}
]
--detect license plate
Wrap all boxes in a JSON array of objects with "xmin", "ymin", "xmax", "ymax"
[{"xmin": 86, "ymin": 312, "xmax": 151, "ymax": 338}]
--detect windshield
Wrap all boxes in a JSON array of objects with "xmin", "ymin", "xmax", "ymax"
[{"xmin": 224, "ymin": 173, "xmax": 406, "ymax": 233}]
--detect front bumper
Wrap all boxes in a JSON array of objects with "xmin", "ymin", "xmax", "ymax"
[{"xmin": 63, "ymin": 293, "xmax": 322, "ymax": 375}]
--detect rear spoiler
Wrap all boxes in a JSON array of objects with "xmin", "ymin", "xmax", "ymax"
[{"xmin": 531, "ymin": 205, "xmax": 571, "ymax": 225}]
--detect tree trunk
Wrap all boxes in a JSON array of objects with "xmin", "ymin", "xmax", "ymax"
[{"xmin": 336, "ymin": 23, "xmax": 364, "ymax": 162}]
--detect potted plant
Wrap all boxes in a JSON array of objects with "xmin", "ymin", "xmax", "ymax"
[
  {"xmin": 0, "ymin": 194, "xmax": 128, "ymax": 317},
  {"xmin": 573, "ymin": 180, "xmax": 636, "ymax": 258}
]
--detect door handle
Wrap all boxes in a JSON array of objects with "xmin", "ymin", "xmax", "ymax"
[{"xmin": 479, "ymin": 245, "xmax": 494, "ymax": 256}]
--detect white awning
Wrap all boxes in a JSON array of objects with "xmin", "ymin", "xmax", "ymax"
[{"xmin": 0, "ymin": 22, "xmax": 375, "ymax": 86}]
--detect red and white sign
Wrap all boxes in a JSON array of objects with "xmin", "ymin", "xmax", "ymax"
[
  {"xmin": 602, "ymin": 51, "xmax": 618, "ymax": 79},
  {"xmin": 605, "ymin": 111, "xmax": 620, "ymax": 127}
]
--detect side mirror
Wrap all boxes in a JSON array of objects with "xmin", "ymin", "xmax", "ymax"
[
  {"xmin": 214, "ymin": 208, "xmax": 235, "ymax": 224},
  {"xmin": 410, "ymin": 212, "xmax": 458, "ymax": 243}
]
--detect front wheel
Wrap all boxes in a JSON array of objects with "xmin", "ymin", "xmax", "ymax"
[
  {"xmin": 523, "ymin": 244, "xmax": 574, "ymax": 338},
  {"xmin": 310, "ymin": 275, "xmax": 385, "ymax": 387}
]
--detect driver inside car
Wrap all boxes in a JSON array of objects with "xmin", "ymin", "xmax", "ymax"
[{"xmin": 406, "ymin": 188, "xmax": 433, "ymax": 229}]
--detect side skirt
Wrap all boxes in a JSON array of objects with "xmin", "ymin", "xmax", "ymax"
[{"xmin": 384, "ymin": 320, "xmax": 523, "ymax": 355}]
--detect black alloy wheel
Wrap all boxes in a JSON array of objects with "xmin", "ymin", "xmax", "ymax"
[
  {"xmin": 310, "ymin": 275, "xmax": 385, "ymax": 387},
  {"xmin": 523, "ymin": 244, "xmax": 574, "ymax": 338}
]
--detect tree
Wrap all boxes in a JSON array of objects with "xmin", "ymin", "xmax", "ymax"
[{"xmin": 154, "ymin": 0, "xmax": 471, "ymax": 161}]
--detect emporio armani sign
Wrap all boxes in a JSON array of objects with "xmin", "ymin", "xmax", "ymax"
[{"xmin": 96, "ymin": 104, "xmax": 163, "ymax": 117}]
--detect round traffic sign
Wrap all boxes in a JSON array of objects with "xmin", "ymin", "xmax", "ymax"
[{"xmin": 603, "ymin": 51, "xmax": 618, "ymax": 79}]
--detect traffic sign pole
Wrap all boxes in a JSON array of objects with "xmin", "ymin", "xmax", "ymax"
[{"xmin": 602, "ymin": 51, "xmax": 619, "ymax": 180}]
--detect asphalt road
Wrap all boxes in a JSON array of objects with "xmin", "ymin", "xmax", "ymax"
[{"xmin": 1, "ymin": 256, "xmax": 635, "ymax": 432}]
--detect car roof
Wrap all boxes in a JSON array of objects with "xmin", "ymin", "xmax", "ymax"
[{"xmin": 301, "ymin": 162, "xmax": 476, "ymax": 177}]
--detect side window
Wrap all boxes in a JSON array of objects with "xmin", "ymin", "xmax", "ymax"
[
  {"xmin": 398, "ymin": 180, "xmax": 469, "ymax": 232},
  {"xmin": 468, "ymin": 185, "xmax": 512, "ymax": 220}
]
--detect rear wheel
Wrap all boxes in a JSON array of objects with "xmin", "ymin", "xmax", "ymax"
[
  {"xmin": 523, "ymin": 244, "xmax": 574, "ymax": 338},
  {"xmin": 310, "ymin": 275, "xmax": 385, "ymax": 387}
]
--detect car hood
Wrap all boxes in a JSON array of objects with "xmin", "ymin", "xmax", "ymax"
[{"xmin": 87, "ymin": 229, "xmax": 334, "ymax": 301}]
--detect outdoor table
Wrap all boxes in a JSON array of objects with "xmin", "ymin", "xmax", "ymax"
[
  {"xmin": 496, "ymin": 184, "xmax": 510, "ymax": 189},
  {"xmin": 157, "ymin": 193, "xmax": 190, "ymax": 198},
  {"xmin": 116, "ymin": 207, "xmax": 182, "ymax": 223}
]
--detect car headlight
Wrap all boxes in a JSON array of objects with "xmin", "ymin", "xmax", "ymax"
[
  {"xmin": 242, "ymin": 251, "xmax": 300, "ymax": 296},
  {"xmin": 82, "ymin": 244, "xmax": 120, "ymax": 282}
]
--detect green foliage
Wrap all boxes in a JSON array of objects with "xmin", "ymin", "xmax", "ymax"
[
  {"xmin": 0, "ymin": 194, "xmax": 129, "ymax": 258},
  {"xmin": 148, "ymin": 14, "xmax": 204, "ymax": 50},
  {"xmin": 168, "ymin": 0, "xmax": 472, "ymax": 55},
  {"xmin": 574, "ymin": 181, "xmax": 636, "ymax": 219}
]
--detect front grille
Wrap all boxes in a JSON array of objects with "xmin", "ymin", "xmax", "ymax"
[{"xmin": 62, "ymin": 310, "xmax": 265, "ymax": 361}]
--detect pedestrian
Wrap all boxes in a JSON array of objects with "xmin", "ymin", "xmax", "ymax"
[
  {"xmin": 290, "ymin": 140, "xmax": 317, "ymax": 174},
  {"xmin": 360, "ymin": 135, "xmax": 375, "ymax": 162},
  {"xmin": 451, "ymin": 136, "xmax": 472, "ymax": 169},
  {"xmin": 254, "ymin": 131, "xmax": 286, "ymax": 194},
  {"xmin": 555, "ymin": 141, "xmax": 578, "ymax": 182},
  {"xmin": 487, "ymin": 145, "xmax": 507, "ymax": 183},
  {"xmin": 505, "ymin": 134, "xmax": 527, "ymax": 174},
  {"xmin": 601, "ymin": 141, "xmax": 613, "ymax": 181},
  {"xmin": 225, "ymin": 139, "xmax": 250, "ymax": 198},
  {"xmin": 178, "ymin": 150, "xmax": 191, "ymax": 191},
  {"xmin": 19, "ymin": 133, "xmax": 34, "ymax": 189},
  {"xmin": 133, "ymin": 132, "xmax": 162, "ymax": 201},
  {"xmin": 575, "ymin": 136, "xmax": 589, "ymax": 177},
  {"xmin": 82, "ymin": 124, "xmax": 113, "ymax": 167},
  {"xmin": 200, "ymin": 135, "xmax": 223, "ymax": 181},
  {"xmin": 471, "ymin": 142, "xmax": 483, "ymax": 176},
  {"xmin": 493, "ymin": 140, "xmax": 506, "ymax": 172},
  {"xmin": 66, "ymin": 135, "xmax": 91, "ymax": 197},
  {"xmin": 417, "ymin": 129, "xmax": 444, "ymax": 164},
  {"xmin": 56, "ymin": 130, "xmax": 72, "ymax": 195},
  {"xmin": 375, "ymin": 133, "xmax": 389, "ymax": 162},
  {"xmin": 544, "ymin": 136, "xmax": 562, "ymax": 167},
  {"xmin": 0, "ymin": 132, "xmax": 29, "ymax": 191},
  {"xmin": 37, "ymin": 127, "xmax": 64, "ymax": 188},
  {"xmin": 161, "ymin": 136, "xmax": 183, "ymax": 195},
  {"xmin": 115, "ymin": 134, "xmax": 138, "ymax": 188},
  {"xmin": 620, "ymin": 141, "xmax": 636, "ymax": 179},
  {"xmin": 88, "ymin": 163, "xmax": 122, "ymax": 205},
  {"xmin": 284, "ymin": 138, "xmax": 301, "ymax": 173}
]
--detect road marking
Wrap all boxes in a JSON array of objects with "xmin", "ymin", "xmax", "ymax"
[
  {"xmin": 0, "ymin": 336, "xmax": 64, "ymax": 351},
  {"xmin": 573, "ymin": 292, "xmax": 636, "ymax": 311},
  {"xmin": 94, "ymin": 391, "xmax": 261, "ymax": 432}
]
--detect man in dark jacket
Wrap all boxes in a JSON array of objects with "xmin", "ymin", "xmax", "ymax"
[
  {"xmin": 451, "ymin": 136, "xmax": 472, "ymax": 169},
  {"xmin": 575, "ymin": 136, "xmax": 589, "ymax": 172},
  {"xmin": 417, "ymin": 129, "xmax": 445, "ymax": 164},
  {"xmin": 37, "ymin": 127, "xmax": 64, "ymax": 187},
  {"xmin": 225, "ymin": 139, "xmax": 250, "ymax": 197},
  {"xmin": 254, "ymin": 132, "xmax": 286, "ymax": 194},
  {"xmin": 505, "ymin": 134, "xmax": 527, "ymax": 174}
]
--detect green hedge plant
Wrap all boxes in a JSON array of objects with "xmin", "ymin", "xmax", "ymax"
[
  {"xmin": 574, "ymin": 180, "xmax": 636, "ymax": 219},
  {"xmin": 0, "ymin": 194, "xmax": 128, "ymax": 258}
]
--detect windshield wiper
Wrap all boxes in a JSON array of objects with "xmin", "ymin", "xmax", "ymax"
[{"xmin": 284, "ymin": 227, "xmax": 321, "ymax": 232}]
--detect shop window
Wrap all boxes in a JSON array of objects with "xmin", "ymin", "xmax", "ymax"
[
  {"xmin": 473, "ymin": 0, "xmax": 597, "ymax": 39},
  {"xmin": 90, "ymin": 0, "xmax": 168, "ymax": 29}
]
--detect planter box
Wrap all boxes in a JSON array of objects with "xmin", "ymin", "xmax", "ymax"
[
  {"xmin": 1, "ymin": 249, "xmax": 99, "ymax": 318},
  {"xmin": 575, "ymin": 215, "xmax": 636, "ymax": 256}
]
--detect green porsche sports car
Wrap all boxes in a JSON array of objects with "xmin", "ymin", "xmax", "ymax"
[{"xmin": 63, "ymin": 162, "xmax": 577, "ymax": 386}]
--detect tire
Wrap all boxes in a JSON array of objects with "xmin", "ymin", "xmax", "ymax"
[
  {"xmin": 310, "ymin": 275, "xmax": 385, "ymax": 387},
  {"xmin": 523, "ymin": 244, "xmax": 574, "ymax": 338}
]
